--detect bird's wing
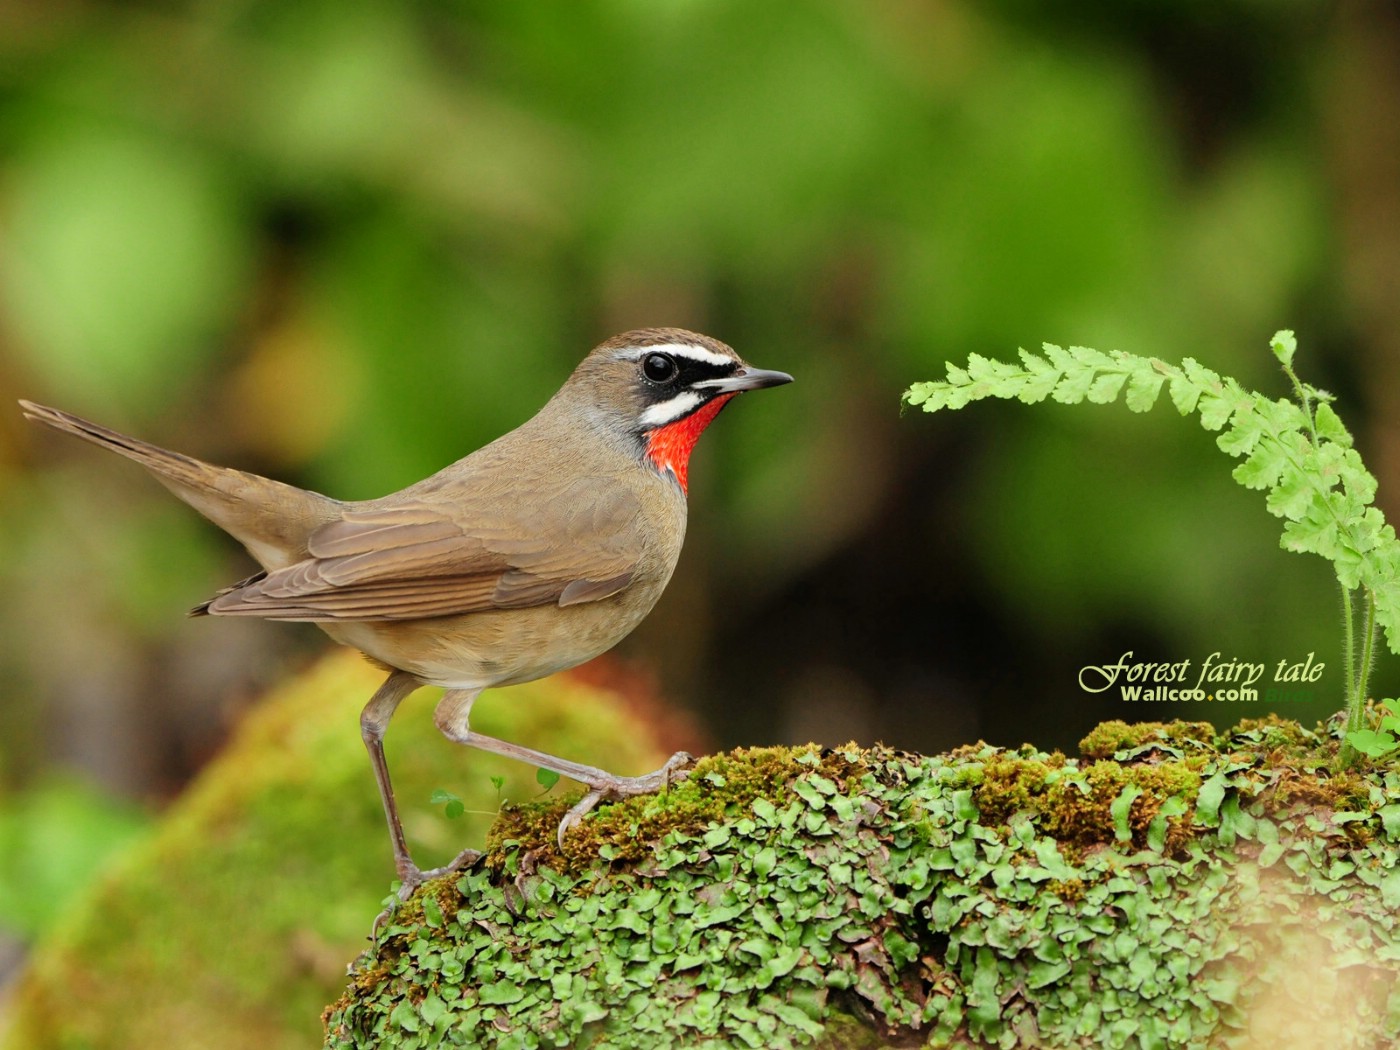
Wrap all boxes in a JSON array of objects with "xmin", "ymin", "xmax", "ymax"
[{"xmin": 197, "ymin": 482, "xmax": 642, "ymax": 621}]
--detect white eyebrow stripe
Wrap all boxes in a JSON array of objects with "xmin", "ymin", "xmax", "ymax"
[
  {"xmin": 639, "ymin": 391, "xmax": 703, "ymax": 427},
  {"xmin": 613, "ymin": 342, "xmax": 736, "ymax": 367}
]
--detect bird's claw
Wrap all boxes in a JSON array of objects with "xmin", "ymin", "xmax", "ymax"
[
  {"xmin": 371, "ymin": 845, "xmax": 482, "ymax": 936},
  {"xmin": 555, "ymin": 750, "xmax": 696, "ymax": 847}
]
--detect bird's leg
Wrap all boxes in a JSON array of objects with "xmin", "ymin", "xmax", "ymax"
[
  {"xmin": 361, "ymin": 673, "xmax": 480, "ymax": 913},
  {"xmin": 433, "ymin": 688, "xmax": 694, "ymax": 847},
  {"xmin": 360, "ymin": 672, "xmax": 418, "ymax": 879}
]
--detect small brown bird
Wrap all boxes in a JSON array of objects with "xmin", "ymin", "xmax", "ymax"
[{"xmin": 20, "ymin": 328, "xmax": 791, "ymax": 899}]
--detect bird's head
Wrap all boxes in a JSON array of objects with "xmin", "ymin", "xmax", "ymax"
[{"xmin": 564, "ymin": 328, "xmax": 792, "ymax": 492}]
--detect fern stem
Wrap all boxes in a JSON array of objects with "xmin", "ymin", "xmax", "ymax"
[
  {"xmin": 1355, "ymin": 588, "xmax": 1379, "ymax": 732},
  {"xmin": 1278, "ymin": 356, "xmax": 1319, "ymax": 446},
  {"xmin": 1342, "ymin": 586, "xmax": 1358, "ymax": 702},
  {"xmin": 1339, "ymin": 587, "xmax": 1379, "ymax": 767},
  {"xmin": 1339, "ymin": 586, "xmax": 1360, "ymax": 766}
]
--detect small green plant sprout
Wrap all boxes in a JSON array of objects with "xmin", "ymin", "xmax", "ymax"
[
  {"xmin": 429, "ymin": 788, "xmax": 465, "ymax": 820},
  {"xmin": 1346, "ymin": 698, "xmax": 1400, "ymax": 760},
  {"xmin": 536, "ymin": 768, "xmax": 561, "ymax": 793},
  {"xmin": 904, "ymin": 331, "xmax": 1400, "ymax": 767}
]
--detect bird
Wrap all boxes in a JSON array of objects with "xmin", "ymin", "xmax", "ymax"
[{"xmin": 19, "ymin": 327, "xmax": 791, "ymax": 901}]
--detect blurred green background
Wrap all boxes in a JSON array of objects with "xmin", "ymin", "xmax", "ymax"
[{"xmin": 2, "ymin": 0, "xmax": 1399, "ymax": 997}]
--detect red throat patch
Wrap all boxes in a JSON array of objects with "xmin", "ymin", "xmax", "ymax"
[{"xmin": 644, "ymin": 393, "xmax": 737, "ymax": 494}]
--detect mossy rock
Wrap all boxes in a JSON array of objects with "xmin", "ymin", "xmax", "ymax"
[
  {"xmin": 325, "ymin": 716, "xmax": 1400, "ymax": 1048},
  {"xmin": 2, "ymin": 651, "xmax": 679, "ymax": 1050}
]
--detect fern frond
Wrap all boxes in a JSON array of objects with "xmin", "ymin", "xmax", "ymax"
[{"xmin": 903, "ymin": 332, "xmax": 1400, "ymax": 658}]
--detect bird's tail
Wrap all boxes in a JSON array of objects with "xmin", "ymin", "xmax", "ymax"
[{"xmin": 19, "ymin": 400, "xmax": 339, "ymax": 571}]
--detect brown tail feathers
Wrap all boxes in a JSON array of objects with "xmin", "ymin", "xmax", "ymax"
[{"xmin": 19, "ymin": 400, "xmax": 340, "ymax": 571}]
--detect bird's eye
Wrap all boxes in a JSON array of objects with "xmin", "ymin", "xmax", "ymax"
[{"xmin": 642, "ymin": 353, "xmax": 679, "ymax": 383}]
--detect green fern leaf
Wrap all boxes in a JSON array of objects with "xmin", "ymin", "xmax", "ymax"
[
  {"xmin": 1280, "ymin": 505, "xmax": 1339, "ymax": 557},
  {"xmin": 940, "ymin": 387, "xmax": 972, "ymax": 411},
  {"xmin": 902, "ymin": 382, "xmax": 934, "ymax": 408},
  {"xmin": 1341, "ymin": 450, "xmax": 1378, "ymax": 503},
  {"xmin": 1167, "ymin": 373, "xmax": 1200, "ymax": 416},
  {"xmin": 1334, "ymin": 548, "xmax": 1365, "ymax": 590},
  {"xmin": 1255, "ymin": 397, "xmax": 1309, "ymax": 434},
  {"xmin": 904, "ymin": 382, "xmax": 947, "ymax": 411},
  {"xmin": 1270, "ymin": 329, "xmax": 1297, "ymax": 367},
  {"xmin": 1041, "ymin": 343, "xmax": 1074, "ymax": 369},
  {"xmin": 1052, "ymin": 373, "xmax": 1094, "ymax": 405},
  {"xmin": 1077, "ymin": 346, "xmax": 1118, "ymax": 370},
  {"xmin": 1265, "ymin": 471, "xmax": 1313, "ymax": 521},
  {"xmin": 964, "ymin": 353, "xmax": 1003, "ymax": 385},
  {"xmin": 1047, "ymin": 345, "xmax": 1095, "ymax": 404},
  {"xmin": 1348, "ymin": 506, "xmax": 1388, "ymax": 555},
  {"xmin": 1123, "ymin": 366, "xmax": 1165, "ymax": 413},
  {"xmin": 1232, "ymin": 437, "xmax": 1289, "ymax": 491},
  {"xmin": 1314, "ymin": 401, "xmax": 1352, "ymax": 447},
  {"xmin": 1087, "ymin": 371, "xmax": 1128, "ymax": 405},
  {"xmin": 1197, "ymin": 391, "xmax": 1233, "ymax": 431},
  {"xmin": 1215, "ymin": 417, "xmax": 1262, "ymax": 459},
  {"xmin": 1373, "ymin": 575, "xmax": 1400, "ymax": 656},
  {"xmin": 1379, "ymin": 600, "xmax": 1400, "ymax": 649},
  {"xmin": 1017, "ymin": 349, "xmax": 1060, "ymax": 403},
  {"xmin": 1182, "ymin": 358, "xmax": 1222, "ymax": 392}
]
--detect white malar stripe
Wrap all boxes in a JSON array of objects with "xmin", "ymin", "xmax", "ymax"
[
  {"xmin": 614, "ymin": 342, "xmax": 735, "ymax": 367},
  {"xmin": 639, "ymin": 391, "xmax": 704, "ymax": 427}
]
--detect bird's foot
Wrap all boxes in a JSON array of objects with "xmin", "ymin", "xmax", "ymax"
[
  {"xmin": 371, "ymin": 845, "xmax": 482, "ymax": 935},
  {"xmin": 397, "ymin": 845, "xmax": 484, "ymax": 899},
  {"xmin": 556, "ymin": 750, "xmax": 696, "ymax": 847}
]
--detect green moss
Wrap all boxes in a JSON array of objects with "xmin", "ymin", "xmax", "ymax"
[
  {"xmin": 486, "ymin": 745, "xmax": 866, "ymax": 873},
  {"xmin": 326, "ymin": 716, "xmax": 1400, "ymax": 1049},
  {"xmin": 1045, "ymin": 878, "xmax": 1085, "ymax": 904},
  {"xmin": 1045, "ymin": 759, "xmax": 1202, "ymax": 854},
  {"xmin": 966, "ymin": 751, "xmax": 1201, "ymax": 855},
  {"xmin": 1221, "ymin": 712, "xmax": 1330, "ymax": 760},
  {"xmin": 1211, "ymin": 713, "xmax": 1373, "ymax": 815},
  {"xmin": 1077, "ymin": 718, "xmax": 1216, "ymax": 759}
]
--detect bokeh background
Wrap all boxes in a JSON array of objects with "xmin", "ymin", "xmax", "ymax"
[{"xmin": 2, "ymin": 0, "xmax": 1399, "ymax": 1007}]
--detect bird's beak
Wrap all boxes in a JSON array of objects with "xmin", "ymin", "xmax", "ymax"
[{"xmin": 694, "ymin": 366, "xmax": 794, "ymax": 394}]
